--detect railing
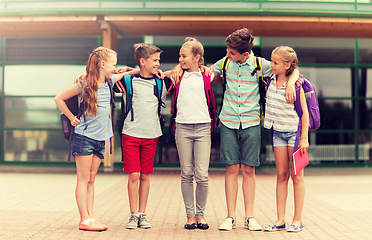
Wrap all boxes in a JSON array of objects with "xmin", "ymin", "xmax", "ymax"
[
  {"xmin": 265, "ymin": 144, "xmax": 370, "ymax": 162},
  {"xmin": 1, "ymin": 0, "xmax": 372, "ymax": 17}
]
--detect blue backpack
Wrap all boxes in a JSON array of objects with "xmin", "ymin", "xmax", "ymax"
[
  {"xmin": 266, "ymin": 74, "xmax": 320, "ymax": 156},
  {"xmin": 115, "ymin": 75, "xmax": 164, "ymax": 161},
  {"xmin": 60, "ymin": 78, "xmax": 114, "ymax": 163}
]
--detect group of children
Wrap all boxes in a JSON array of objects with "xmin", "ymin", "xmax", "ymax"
[{"xmin": 54, "ymin": 28, "xmax": 309, "ymax": 233}]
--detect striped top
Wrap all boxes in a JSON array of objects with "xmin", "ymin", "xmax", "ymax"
[
  {"xmin": 263, "ymin": 75, "xmax": 299, "ymax": 132},
  {"xmin": 211, "ymin": 51, "xmax": 272, "ymax": 129}
]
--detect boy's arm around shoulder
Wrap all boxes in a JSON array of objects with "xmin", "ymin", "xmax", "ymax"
[
  {"xmin": 285, "ymin": 68, "xmax": 300, "ymax": 104},
  {"xmin": 299, "ymin": 87, "xmax": 309, "ymax": 155}
]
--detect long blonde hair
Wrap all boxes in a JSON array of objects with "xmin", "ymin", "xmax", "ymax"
[{"xmin": 79, "ymin": 46, "xmax": 117, "ymax": 117}]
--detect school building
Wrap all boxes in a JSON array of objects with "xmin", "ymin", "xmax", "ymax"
[{"xmin": 1, "ymin": 0, "xmax": 372, "ymax": 170}]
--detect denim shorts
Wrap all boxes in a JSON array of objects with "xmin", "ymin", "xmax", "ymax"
[
  {"xmin": 72, "ymin": 133, "xmax": 105, "ymax": 159},
  {"xmin": 220, "ymin": 123, "xmax": 260, "ymax": 167},
  {"xmin": 273, "ymin": 130, "xmax": 297, "ymax": 148}
]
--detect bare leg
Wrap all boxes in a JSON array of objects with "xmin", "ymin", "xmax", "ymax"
[
  {"xmin": 138, "ymin": 173, "xmax": 150, "ymax": 213},
  {"xmin": 225, "ymin": 164, "xmax": 239, "ymax": 220},
  {"xmin": 128, "ymin": 172, "xmax": 140, "ymax": 213},
  {"xmin": 290, "ymin": 154, "xmax": 305, "ymax": 226},
  {"xmin": 241, "ymin": 164, "xmax": 256, "ymax": 219},
  {"xmin": 273, "ymin": 146, "xmax": 291, "ymax": 225}
]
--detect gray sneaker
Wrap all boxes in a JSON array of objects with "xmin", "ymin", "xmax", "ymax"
[
  {"xmin": 126, "ymin": 213, "xmax": 139, "ymax": 229},
  {"xmin": 138, "ymin": 213, "xmax": 151, "ymax": 228}
]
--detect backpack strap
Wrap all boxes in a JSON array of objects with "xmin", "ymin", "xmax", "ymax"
[
  {"xmin": 252, "ymin": 56, "xmax": 267, "ymax": 120},
  {"xmin": 106, "ymin": 77, "xmax": 115, "ymax": 108},
  {"xmin": 154, "ymin": 76, "xmax": 165, "ymax": 118},
  {"xmin": 123, "ymin": 75, "xmax": 134, "ymax": 121},
  {"xmin": 165, "ymin": 76, "xmax": 182, "ymax": 143},
  {"xmin": 202, "ymin": 72, "xmax": 216, "ymax": 131},
  {"xmin": 216, "ymin": 57, "xmax": 230, "ymax": 126}
]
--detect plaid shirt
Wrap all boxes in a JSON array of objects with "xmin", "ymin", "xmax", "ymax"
[{"xmin": 212, "ymin": 51, "xmax": 272, "ymax": 129}]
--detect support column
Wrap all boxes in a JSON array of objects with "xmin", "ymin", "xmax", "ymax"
[{"xmin": 101, "ymin": 22, "xmax": 117, "ymax": 172}]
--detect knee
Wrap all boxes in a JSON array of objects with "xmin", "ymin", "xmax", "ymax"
[
  {"xmin": 140, "ymin": 173, "xmax": 149, "ymax": 182},
  {"xmin": 181, "ymin": 167, "xmax": 194, "ymax": 180},
  {"xmin": 128, "ymin": 172, "xmax": 140, "ymax": 184},
  {"xmin": 291, "ymin": 173, "xmax": 304, "ymax": 184},
  {"xmin": 241, "ymin": 165, "xmax": 255, "ymax": 177},
  {"xmin": 195, "ymin": 171, "xmax": 209, "ymax": 184},
  {"xmin": 226, "ymin": 164, "xmax": 240, "ymax": 175},
  {"xmin": 277, "ymin": 172, "xmax": 290, "ymax": 183}
]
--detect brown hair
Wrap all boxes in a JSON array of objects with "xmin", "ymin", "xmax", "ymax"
[
  {"xmin": 182, "ymin": 37, "xmax": 204, "ymax": 66},
  {"xmin": 133, "ymin": 43, "xmax": 163, "ymax": 66},
  {"xmin": 272, "ymin": 46, "xmax": 298, "ymax": 77},
  {"xmin": 79, "ymin": 46, "xmax": 117, "ymax": 117},
  {"xmin": 225, "ymin": 28, "xmax": 254, "ymax": 54}
]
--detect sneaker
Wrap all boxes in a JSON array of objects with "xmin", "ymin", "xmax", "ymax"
[
  {"xmin": 287, "ymin": 223, "xmax": 303, "ymax": 232},
  {"xmin": 126, "ymin": 213, "xmax": 139, "ymax": 229},
  {"xmin": 138, "ymin": 213, "xmax": 151, "ymax": 228},
  {"xmin": 244, "ymin": 217, "xmax": 262, "ymax": 231},
  {"xmin": 219, "ymin": 217, "xmax": 236, "ymax": 231},
  {"xmin": 264, "ymin": 223, "xmax": 286, "ymax": 231}
]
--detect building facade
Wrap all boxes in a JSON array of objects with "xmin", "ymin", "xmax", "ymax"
[{"xmin": 1, "ymin": 0, "xmax": 372, "ymax": 167}]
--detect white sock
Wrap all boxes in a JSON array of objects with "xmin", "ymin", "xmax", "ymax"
[{"xmin": 81, "ymin": 218, "xmax": 92, "ymax": 226}]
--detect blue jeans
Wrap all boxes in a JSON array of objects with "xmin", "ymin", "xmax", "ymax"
[
  {"xmin": 72, "ymin": 133, "xmax": 105, "ymax": 159},
  {"xmin": 273, "ymin": 130, "xmax": 297, "ymax": 148}
]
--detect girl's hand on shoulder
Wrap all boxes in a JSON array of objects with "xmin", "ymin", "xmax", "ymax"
[
  {"xmin": 171, "ymin": 64, "xmax": 183, "ymax": 84},
  {"xmin": 200, "ymin": 65, "xmax": 212, "ymax": 76},
  {"xmin": 285, "ymin": 84, "xmax": 296, "ymax": 104},
  {"xmin": 299, "ymin": 138, "xmax": 309, "ymax": 155},
  {"xmin": 114, "ymin": 66, "xmax": 135, "ymax": 74},
  {"xmin": 74, "ymin": 73, "xmax": 86, "ymax": 84},
  {"xmin": 155, "ymin": 69, "xmax": 165, "ymax": 79}
]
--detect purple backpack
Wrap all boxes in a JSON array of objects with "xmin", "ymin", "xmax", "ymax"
[{"xmin": 267, "ymin": 74, "xmax": 320, "ymax": 155}]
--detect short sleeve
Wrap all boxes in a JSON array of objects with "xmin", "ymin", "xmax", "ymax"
[
  {"xmin": 211, "ymin": 58, "xmax": 224, "ymax": 77},
  {"xmin": 261, "ymin": 57, "xmax": 272, "ymax": 77},
  {"xmin": 74, "ymin": 82, "xmax": 82, "ymax": 94}
]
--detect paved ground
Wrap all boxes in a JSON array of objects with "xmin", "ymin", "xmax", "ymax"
[{"xmin": 0, "ymin": 166, "xmax": 371, "ymax": 240}]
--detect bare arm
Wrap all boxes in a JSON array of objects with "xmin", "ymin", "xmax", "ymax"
[
  {"xmin": 112, "ymin": 69, "xmax": 140, "ymax": 81},
  {"xmin": 285, "ymin": 68, "xmax": 300, "ymax": 104},
  {"xmin": 298, "ymin": 87, "xmax": 309, "ymax": 155},
  {"xmin": 170, "ymin": 64, "xmax": 183, "ymax": 83},
  {"xmin": 54, "ymin": 85, "xmax": 81, "ymax": 126}
]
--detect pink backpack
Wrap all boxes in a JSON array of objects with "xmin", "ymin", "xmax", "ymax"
[{"xmin": 168, "ymin": 72, "xmax": 217, "ymax": 132}]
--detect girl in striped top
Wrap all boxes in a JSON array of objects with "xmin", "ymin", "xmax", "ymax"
[{"xmin": 263, "ymin": 46, "xmax": 309, "ymax": 233}]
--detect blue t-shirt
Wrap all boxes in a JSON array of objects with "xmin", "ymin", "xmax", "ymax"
[{"xmin": 74, "ymin": 79, "xmax": 113, "ymax": 141}]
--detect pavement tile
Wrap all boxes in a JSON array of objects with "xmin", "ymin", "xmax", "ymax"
[{"xmin": 0, "ymin": 167, "xmax": 371, "ymax": 239}]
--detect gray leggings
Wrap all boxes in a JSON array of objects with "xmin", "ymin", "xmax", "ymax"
[{"xmin": 175, "ymin": 123, "xmax": 211, "ymax": 218}]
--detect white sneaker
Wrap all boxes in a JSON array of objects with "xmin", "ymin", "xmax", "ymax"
[
  {"xmin": 244, "ymin": 217, "xmax": 262, "ymax": 231},
  {"xmin": 126, "ymin": 213, "xmax": 139, "ymax": 229},
  {"xmin": 138, "ymin": 213, "xmax": 151, "ymax": 228},
  {"xmin": 219, "ymin": 217, "xmax": 236, "ymax": 231}
]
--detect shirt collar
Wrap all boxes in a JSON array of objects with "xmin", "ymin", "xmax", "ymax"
[
  {"xmin": 183, "ymin": 69, "xmax": 202, "ymax": 78},
  {"xmin": 237, "ymin": 51, "xmax": 255, "ymax": 66}
]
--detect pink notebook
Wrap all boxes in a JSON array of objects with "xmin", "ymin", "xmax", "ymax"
[{"xmin": 293, "ymin": 149, "xmax": 309, "ymax": 175}]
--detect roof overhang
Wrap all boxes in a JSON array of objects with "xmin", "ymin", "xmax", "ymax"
[{"xmin": 1, "ymin": 15, "xmax": 372, "ymax": 38}]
